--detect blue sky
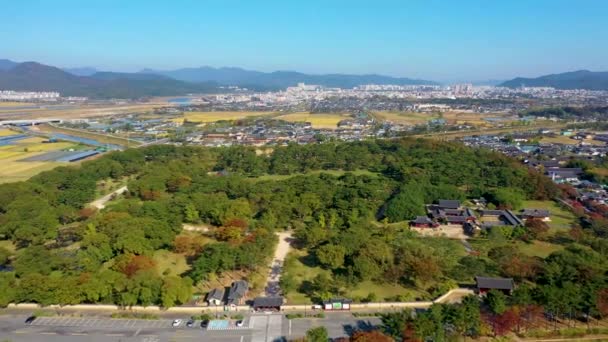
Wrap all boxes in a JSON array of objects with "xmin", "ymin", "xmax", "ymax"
[{"xmin": 1, "ymin": 0, "xmax": 607, "ymax": 82}]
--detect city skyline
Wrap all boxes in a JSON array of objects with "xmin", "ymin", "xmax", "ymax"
[{"xmin": 1, "ymin": 0, "xmax": 608, "ymax": 82}]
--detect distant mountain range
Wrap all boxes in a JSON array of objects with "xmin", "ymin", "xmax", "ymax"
[
  {"xmin": 2, "ymin": 58, "xmax": 608, "ymax": 98},
  {"xmin": 140, "ymin": 66, "xmax": 438, "ymax": 89},
  {"xmin": 0, "ymin": 59, "xmax": 18, "ymax": 71},
  {"xmin": 0, "ymin": 59, "xmax": 438, "ymax": 98},
  {"xmin": 0, "ymin": 61, "xmax": 218, "ymax": 98},
  {"xmin": 500, "ymin": 70, "xmax": 608, "ymax": 90},
  {"xmin": 62, "ymin": 67, "xmax": 98, "ymax": 76}
]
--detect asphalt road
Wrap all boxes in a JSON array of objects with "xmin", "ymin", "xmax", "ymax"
[{"xmin": 0, "ymin": 312, "xmax": 382, "ymax": 342}]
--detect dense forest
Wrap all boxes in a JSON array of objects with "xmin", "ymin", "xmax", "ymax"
[{"xmin": 0, "ymin": 137, "xmax": 604, "ymax": 329}]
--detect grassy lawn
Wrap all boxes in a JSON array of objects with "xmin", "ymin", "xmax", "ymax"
[
  {"xmin": 282, "ymin": 249, "xmax": 330, "ymax": 304},
  {"xmin": 275, "ymin": 112, "xmax": 349, "ymax": 129},
  {"xmin": 516, "ymin": 240, "xmax": 565, "ymax": 258},
  {"xmin": 152, "ymin": 250, "xmax": 190, "ymax": 277},
  {"xmin": 252, "ymin": 169, "xmax": 378, "ymax": 182},
  {"xmin": 282, "ymin": 248, "xmax": 424, "ymax": 304},
  {"xmin": 95, "ymin": 177, "xmax": 130, "ymax": 198},
  {"xmin": 522, "ymin": 200, "xmax": 575, "ymax": 233},
  {"xmin": 0, "ymin": 240, "xmax": 17, "ymax": 253},
  {"xmin": 591, "ymin": 167, "xmax": 608, "ymax": 178},
  {"xmin": 346, "ymin": 281, "xmax": 423, "ymax": 302}
]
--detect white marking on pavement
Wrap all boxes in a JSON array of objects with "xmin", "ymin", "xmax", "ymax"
[
  {"xmin": 134, "ymin": 328, "xmax": 142, "ymax": 336},
  {"xmin": 289, "ymin": 319, "xmax": 292, "ymax": 335}
]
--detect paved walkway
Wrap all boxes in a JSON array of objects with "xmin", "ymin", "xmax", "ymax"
[
  {"xmin": 250, "ymin": 315, "xmax": 283, "ymax": 342},
  {"xmin": 89, "ymin": 186, "xmax": 127, "ymax": 210}
]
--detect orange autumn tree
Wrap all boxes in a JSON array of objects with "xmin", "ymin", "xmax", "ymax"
[{"xmin": 113, "ymin": 254, "xmax": 157, "ymax": 278}]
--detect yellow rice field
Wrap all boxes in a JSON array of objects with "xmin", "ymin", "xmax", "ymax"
[
  {"xmin": 275, "ymin": 112, "xmax": 349, "ymax": 129},
  {"xmin": 372, "ymin": 111, "xmax": 440, "ymax": 125},
  {"xmin": 175, "ymin": 111, "xmax": 275, "ymax": 123},
  {"xmin": 0, "ymin": 129, "xmax": 18, "ymax": 137},
  {"xmin": 0, "ymin": 137, "xmax": 78, "ymax": 183},
  {"xmin": 0, "ymin": 102, "xmax": 34, "ymax": 107}
]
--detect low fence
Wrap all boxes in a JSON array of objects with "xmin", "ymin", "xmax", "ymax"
[{"xmin": 5, "ymin": 288, "xmax": 476, "ymax": 314}]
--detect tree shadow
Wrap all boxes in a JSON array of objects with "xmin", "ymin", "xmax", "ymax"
[
  {"xmin": 298, "ymin": 252, "xmax": 318, "ymax": 268},
  {"xmin": 343, "ymin": 320, "xmax": 377, "ymax": 337}
]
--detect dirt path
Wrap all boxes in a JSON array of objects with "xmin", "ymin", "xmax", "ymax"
[
  {"xmin": 89, "ymin": 186, "xmax": 128, "ymax": 210},
  {"xmin": 182, "ymin": 223, "xmax": 210, "ymax": 233},
  {"xmin": 265, "ymin": 231, "xmax": 293, "ymax": 297}
]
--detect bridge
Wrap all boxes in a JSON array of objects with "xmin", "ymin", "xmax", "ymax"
[{"xmin": 0, "ymin": 118, "xmax": 63, "ymax": 126}]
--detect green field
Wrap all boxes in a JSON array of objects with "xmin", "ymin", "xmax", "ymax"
[
  {"xmin": 0, "ymin": 240, "xmax": 17, "ymax": 253},
  {"xmin": 515, "ymin": 240, "xmax": 565, "ymax": 258},
  {"xmin": 153, "ymin": 250, "xmax": 190, "ymax": 277},
  {"xmin": 522, "ymin": 200, "xmax": 576, "ymax": 233}
]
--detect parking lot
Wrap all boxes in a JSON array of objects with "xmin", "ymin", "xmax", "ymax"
[
  {"xmin": 30, "ymin": 316, "xmax": 178, "ymax": 329},
  {"xmin": 28, "ymin": 316, "xmax": 253, "ymax": 331}
]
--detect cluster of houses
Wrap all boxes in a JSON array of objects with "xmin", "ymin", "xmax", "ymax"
[
  {"xmin": 410, "ymin": 199, "xmax": 551, "ymax": 233},
  {"xmin": 206, "ymin": 280, "xmax": 285, "ymax": 312},
  {"xmin": 461, "ymin": 130, "xmax": 608, "ymax": 161},
  {"xmin": 185, "ymin": 118, "xmax": 379, "ymax": 147}
]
